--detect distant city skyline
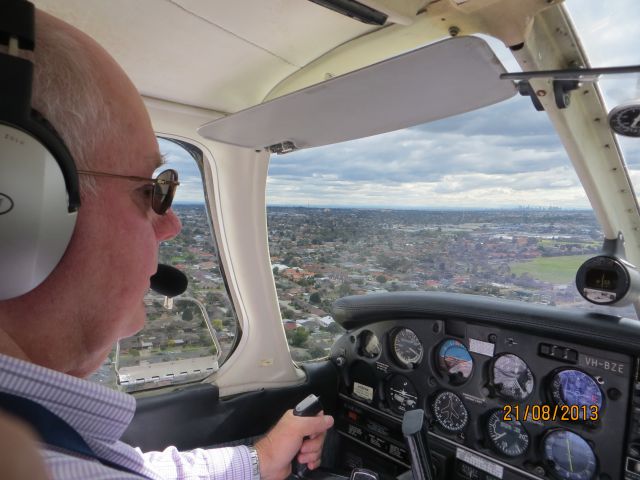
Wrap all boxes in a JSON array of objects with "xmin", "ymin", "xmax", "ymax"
[
  {"xmin": 172, "ymin": 201, "xmax": 590, "ymax": 212},
  {"xmin": 159, "ymin": 0, "xmax": 639, "ymax": 211}
]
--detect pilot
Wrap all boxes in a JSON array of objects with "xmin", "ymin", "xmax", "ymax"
[{"xmin": 0, "ymin": 7, "xmax": 333, "ymax": 480}]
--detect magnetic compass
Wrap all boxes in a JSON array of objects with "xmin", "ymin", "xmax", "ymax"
[{"xmin": 608, "ymin": 100, "xmax": 640, "ymax": 137}]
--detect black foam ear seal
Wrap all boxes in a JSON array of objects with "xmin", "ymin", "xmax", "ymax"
[{"xmin": 30, "ymin": 109, "xmax": 80, "ymax": 211}]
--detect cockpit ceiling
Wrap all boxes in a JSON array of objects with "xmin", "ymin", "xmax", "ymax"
[
  {"xmin": 32, "ymin": 0, "xmax": 380, "ymax": 113},
  {"xmin": 34, "ymin": 0, "xmax": 558, "ymax": 115}
]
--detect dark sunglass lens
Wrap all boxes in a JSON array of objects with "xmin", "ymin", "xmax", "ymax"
[{"xmin": 153, "ymin": 169, "xmax": 178, "ymax": 214}]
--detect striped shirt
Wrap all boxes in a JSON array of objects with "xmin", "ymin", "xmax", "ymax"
[{"xmin": 0, "ymin": 354, "xmax": 254, "ymax": 479}]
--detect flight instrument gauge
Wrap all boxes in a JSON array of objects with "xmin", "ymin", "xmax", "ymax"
[
  {"xmin": 491, "ymin": 353, "xmax": 534, "ymax": 402},
  {"xmin": 486, "ymin": 409, "xmax": 529, "ymax": 458},
  {"xmin": 543, "ymin": 430, "xmax": 597, "ymax": 480},
  {"xmin": 385, "ymin": 374, "xmax": 418, "ymax": 414},
  {"xmin": 436, "ymin": 339, "xmax": 473, "ymax": 385},
  {"xmin": 391, "ymin": 328, "xmax": 423, "ymax": 368},
  {"xmin": 432, "ymin": 391, "xmax": 468, "ymax": 432},
  {"xmin": 608, "ymin": 100, "xmax": 640, "ymax": 137},
  {"xmin": 358, "ymin": 330, "xmax": 381, "ymax": 358},
  {"xmin": 551, "ymin": 369, "xmax": 603, "ymax": 414}
]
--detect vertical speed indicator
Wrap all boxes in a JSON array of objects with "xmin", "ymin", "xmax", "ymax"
[
  {"xmin": 391, "ymin": 328, "xmax": 423, "ymax": 368},
  {"xmin": 486, "ymin": 409, "xmax": 529, "ymax": 457}
]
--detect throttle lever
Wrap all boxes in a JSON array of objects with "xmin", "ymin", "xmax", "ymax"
[
  {"xmin": 402, "ymin": 409, "xmax": 434, "ymax": 480},
  {"xmin": 291, "ymin": 394, "xmax": 323, "ymax": 479}
]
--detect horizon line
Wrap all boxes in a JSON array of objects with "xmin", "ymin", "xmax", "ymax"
[{"xmin": 173, "ymin": 202, "xmax": 592, "ymax": 211}]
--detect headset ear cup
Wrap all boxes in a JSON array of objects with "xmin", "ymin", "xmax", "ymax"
[{"xmin": 0, "ymin": 124, "xmax": 77, "ymax": 300}]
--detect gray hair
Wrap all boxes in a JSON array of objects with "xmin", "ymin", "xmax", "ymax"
[{"xmin": 2, "ymin": 12, "xmax": 114, "ymax": 194}]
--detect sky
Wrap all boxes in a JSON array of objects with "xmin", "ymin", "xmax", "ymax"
[{"xmin": 159, "ymin": 0, "xmax": 640, "ymax": 210}]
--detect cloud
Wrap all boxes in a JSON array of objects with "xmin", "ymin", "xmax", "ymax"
[
  {"xmin": 158, "ymin": 138, "xmax": 205, "ymax": 203},
  {"xmin": 270, "ymin": 111, "xmax": 564, "ymax": 184},
  {"xmin": 568, "ymin": 0, "xmax": 640, "ymax": 67},
  {"xmin": 265, "ymin": 1, "xmax": 640, "ymax": 209},
  {"xmin": 267, "ymin": 93, "xmax": 584, "ymax": 207}
]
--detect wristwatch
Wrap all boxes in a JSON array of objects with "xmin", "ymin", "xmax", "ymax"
[{"xmin": 248, "ymin": 446, "xmax": 261, "ymax": 480}]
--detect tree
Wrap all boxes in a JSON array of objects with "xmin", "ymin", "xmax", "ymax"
[
  {"xmin": 212, "ymin": 319, "xmax": 224, "ymax": 331},
  {"xmin": 309, "ymin": 292, "xmax": 322, "ymax": 304},
  {"xmin": 338, "ymin": 282, "xmax": 353, "ymax": 297},
  {"xmin": 289, "ymin": 327, "xmax": 310, "ymax": 347},
  {"xmin": 281, "ymin": 307, "xmax": 295, "ymax": 319},
  {"xmin": 182, "ymin": 308, "xmax": 193, "ymax": 321},
  {"xmin": 376, "ymin": 275, "xmax": 387, "ymax": 284}
]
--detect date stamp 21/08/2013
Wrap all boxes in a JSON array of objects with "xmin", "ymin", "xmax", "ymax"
[{"xmin": 502, "ymin": 404, "xmax": 599, "ymax": 422}]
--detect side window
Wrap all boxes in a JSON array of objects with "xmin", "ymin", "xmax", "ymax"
[{"xmin": 89, "ymin": 138, "xmax": 238, "ymax": 392}]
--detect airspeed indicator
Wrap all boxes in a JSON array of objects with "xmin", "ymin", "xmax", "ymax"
[{"xmin": 391, "ymin": 328, "xmax": 423, "ymax": 368}]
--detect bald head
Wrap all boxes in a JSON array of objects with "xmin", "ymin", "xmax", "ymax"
[{"xmin": 33, "ymin": 12, "xmax": 104, "ymax": 164}]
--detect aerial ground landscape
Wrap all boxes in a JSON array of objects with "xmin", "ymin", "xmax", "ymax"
[{"xmin": 93, "ymin": 205, "xmax": 625, "ymax": 389}]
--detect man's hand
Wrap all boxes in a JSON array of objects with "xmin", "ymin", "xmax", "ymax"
[{"xmin": 254, "ymin": 409, "xmax": 334, "ymax": 480}]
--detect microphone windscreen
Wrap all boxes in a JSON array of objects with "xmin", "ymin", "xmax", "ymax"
[{"xmin": 150, "ymin": 264, "xmax": 188, "ymax": 297}]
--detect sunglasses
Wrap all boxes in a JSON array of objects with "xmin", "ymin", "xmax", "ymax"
[{"xmin": 77, "ymin": 169, "xmax": 180, "ymax": 215}]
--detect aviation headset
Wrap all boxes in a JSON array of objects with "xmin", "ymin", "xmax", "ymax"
[{"xmin": 0, "ymin": 0, "xmax": 80, "ymax": 300}]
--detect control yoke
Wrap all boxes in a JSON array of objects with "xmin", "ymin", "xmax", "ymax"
[
  {"xmin": 292, "ymin": 394, "xmax": 324, "ymax": 479},
  {"xmin": 402, "ymin": 409, "xmax": 435, "ymax": 480}
]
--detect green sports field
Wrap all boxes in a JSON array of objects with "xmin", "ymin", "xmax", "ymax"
[{"xmin": 509, "ymin": 255, "xmax": 592, "ymax": 284}]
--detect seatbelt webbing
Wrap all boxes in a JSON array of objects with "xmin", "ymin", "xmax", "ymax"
[{"xmin": 0, "ymin": 391, "xmax": 152, "ymax": 479}]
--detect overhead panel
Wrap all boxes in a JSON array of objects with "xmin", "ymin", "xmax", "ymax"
[{"xmin": 198, "ymin": 36, "xmax": 517, "ymax": 150}]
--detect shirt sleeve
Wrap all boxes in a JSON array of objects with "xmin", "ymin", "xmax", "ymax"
[{"xmin": 139, "ymin": 445, "xmax": 254, "ymax": 480}]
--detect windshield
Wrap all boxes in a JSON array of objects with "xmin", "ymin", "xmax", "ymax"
[
  {"xmin": 266, "ymin": 4, "xmax": 640, "ymax": 362},
  {"xmin": 566, "ymin": 0, "xmax": 640, "ymax": 201}
]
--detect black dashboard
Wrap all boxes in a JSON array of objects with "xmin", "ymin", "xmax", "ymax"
[{"xmin": 328, "ymin": 292, "xmax": 640, "ymax": 480}]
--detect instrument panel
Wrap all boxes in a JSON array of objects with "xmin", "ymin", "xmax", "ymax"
[{"xmin": 330, "ymin": 315, "xmax": 635, "ymax": 480}]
